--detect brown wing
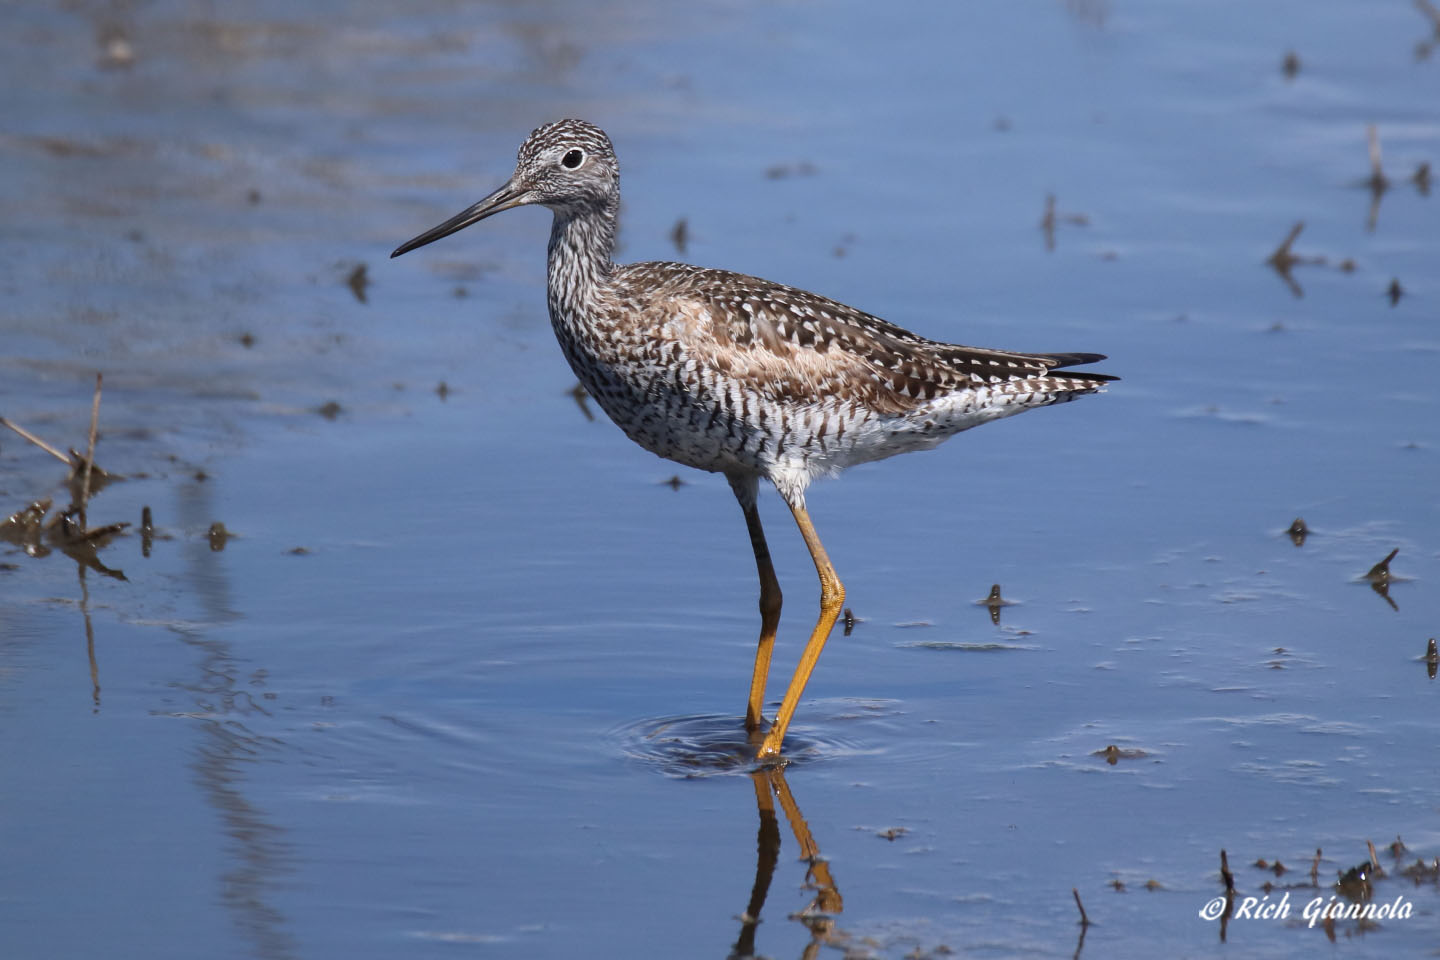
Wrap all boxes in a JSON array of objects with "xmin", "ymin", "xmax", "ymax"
[{"xmin": 617, "ymin": 262, "xmax": 1113, "ymax": 414}]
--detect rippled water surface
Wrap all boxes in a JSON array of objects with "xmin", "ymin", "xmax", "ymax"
[{"xmin": 3, "ymin": 2, "xmax": 1438, "ymax": 957}]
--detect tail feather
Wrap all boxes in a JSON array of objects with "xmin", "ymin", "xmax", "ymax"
[{"xmin": 1035, "ymin": 351, "xmax": 1118, "ymax": 383}]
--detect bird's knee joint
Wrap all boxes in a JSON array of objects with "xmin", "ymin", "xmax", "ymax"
[{"xmin": 821, "ymin": 580, "xmax": 845, "ymax": 608}]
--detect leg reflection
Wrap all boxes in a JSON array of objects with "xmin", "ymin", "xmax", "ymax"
[
  {"xmin": 730, "ymin": 766, "xmax": 844, "ymax": 959},
  {"xmin": 732, "ymin": 772, "xmax": 781, "ymax": 958}
]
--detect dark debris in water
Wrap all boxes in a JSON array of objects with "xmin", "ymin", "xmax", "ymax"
[
  {"xmin": 1, "ymin": 499, "xmax": 53, "ymax": 552},
  {"xmin": 1095, "ymin": 744, "xmax": 1148, "ymax": 765},
  {"xmin": 1362, "ymin": 547, "xmax": 1399, "ymax": 581},
  {"xmin": 1286, "ymin": 516, "xmax": 1308, "ymax": 547},
  {"xmin": 1386, "ymin": 277, "xmax": 1404, "ymax": 306},
  {"xmin": 977, "ymin": 583, "xmax": 1012, "ymax": 625},
  {"xmin": 1336, "ymin": 859, "xmax": 1375, "ymax": 902},
  {"xmin": 763, "ymin": 161, "xmax": 817, "ymax": 180},
  {"xmin": 345, "ymin": 262, "xmax": 369, "ymax": 303},
  {"xmin": 1039, "ymin": 193, "xmax": 1089, "ymax": 252},
  {"xmin": 1264, "ymin": 221, "xmax": 1336, "ymax": 299},
  {"xmin": 1360, "ymin": 547, "xmax": 1402, "ymax": 610},
  {"xmin": 1399, "ymin": 857, "xmax": 1440, "ymax": 883},
  {"xmin": 1208, "ymin": 837, "xmax": 1436, "ymax": 944},
  {"xmin": 140, "ymin": 505, "xmax": 153, "ymax": 556},
  {"xmin": 207, "ymin": 521, "xmax": 231, "ymax": 552},
  {"xmin": 1, "ymin": 498, "xmax": 129, "ymax": 580},
  {"xmin": 1, "ymin": 375, "xmax": 132, "ymax": 578},
  {"xmin": 980, "ymin": 583, "xmax": 1010, "ymax": 607}
]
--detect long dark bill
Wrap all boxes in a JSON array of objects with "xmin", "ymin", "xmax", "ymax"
[{"xmin": 390, "ymin": 179, "xmax": 527, "ymax": 258}]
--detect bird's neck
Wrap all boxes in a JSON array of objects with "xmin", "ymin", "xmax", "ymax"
[{"xmin": 546, "ymin": 198, "xmax": 618, "ymax": 319}]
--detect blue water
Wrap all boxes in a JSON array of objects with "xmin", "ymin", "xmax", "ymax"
[{"xmin": 3, "ymin": 1, "xmax": 1438, "ymax": 957}]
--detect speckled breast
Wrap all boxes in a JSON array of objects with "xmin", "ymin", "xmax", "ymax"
[{"xmin": 548, "ymin": 314, "xmax": 819, "ymax": 477}]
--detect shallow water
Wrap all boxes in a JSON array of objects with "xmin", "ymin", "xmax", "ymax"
[{"xmin": 3, "ymin": 1, "xmax": 1438, "ymax": 957}]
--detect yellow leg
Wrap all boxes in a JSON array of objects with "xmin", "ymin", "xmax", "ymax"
[
  {"xmin": 757, "ymin": 499, "xmax": 844, "ymax": 760},
  {"xmin": 729, "ymin": 474, "xmax": 782, "ymax": 732}
]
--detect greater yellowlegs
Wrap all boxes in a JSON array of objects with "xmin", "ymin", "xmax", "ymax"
[{"xmin": 392, "ymin": 119, "xmax": 1114, "ymax": 760}]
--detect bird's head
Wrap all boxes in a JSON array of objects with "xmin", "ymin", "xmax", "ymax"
[{"xmin": 391, "ymin": 119, "xmax": 619, "ymax": 258}]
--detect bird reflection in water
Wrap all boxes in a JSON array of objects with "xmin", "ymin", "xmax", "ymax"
[{"xmin": 732, "ymin": 766, "xmax": 844, "ymax": 959}]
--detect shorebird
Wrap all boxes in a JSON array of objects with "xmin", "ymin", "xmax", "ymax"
[{"xmin": 392, "ymin": 120, "xmax": 1114, "ymax": 760}]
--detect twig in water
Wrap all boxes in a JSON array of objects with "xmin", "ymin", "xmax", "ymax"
[
  {"xmin": 1365, "ymin": 125, "xmax": 1390, "ymax": 232},
  {"xmin": 79, "ymin": 373, "xmax": 103, "ymax": 514},
  {"xmin": 1366, "ymin": 125, "xmax": 1390, "ymax": 192},
  {"xmin": 1220, "ymin": 849, "xmax": 1235, "ymax": 893},
  {"xmin": 1266, "ymin": 222, "xmax": 1304, "ymax": 269},
  {"xmin": 1072, "ymin": 887, "xmax": 1090, "ymax": 927},
  {"xmin": 1264, "ymin": 221, "xmax": 1326, "ymax": 298},
  {"xmin": 0, "ymin": 417, "xmax": 75, "ymax": 466},
  {"xmin": 1040, "ymin": 194, "xmax": 1090, "ymax": 252}
]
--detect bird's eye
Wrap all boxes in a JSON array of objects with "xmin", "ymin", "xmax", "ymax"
[{"xmin": 561, "ymin": 148, "xmax": 585, "ymax": 170}]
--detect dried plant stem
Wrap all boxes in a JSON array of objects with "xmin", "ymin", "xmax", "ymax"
[
  {"xmin": 79, "ymin": 373, "xmax": 104, "ymax": 512},
  {"xmin": 0, "ymin": 417, "xmax": 75, "ymax": 466}
]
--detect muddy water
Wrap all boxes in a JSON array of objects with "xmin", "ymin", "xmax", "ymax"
[{"xmin": 2, "ymin": 1, "xmax": 1437, "ymax": 957}]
